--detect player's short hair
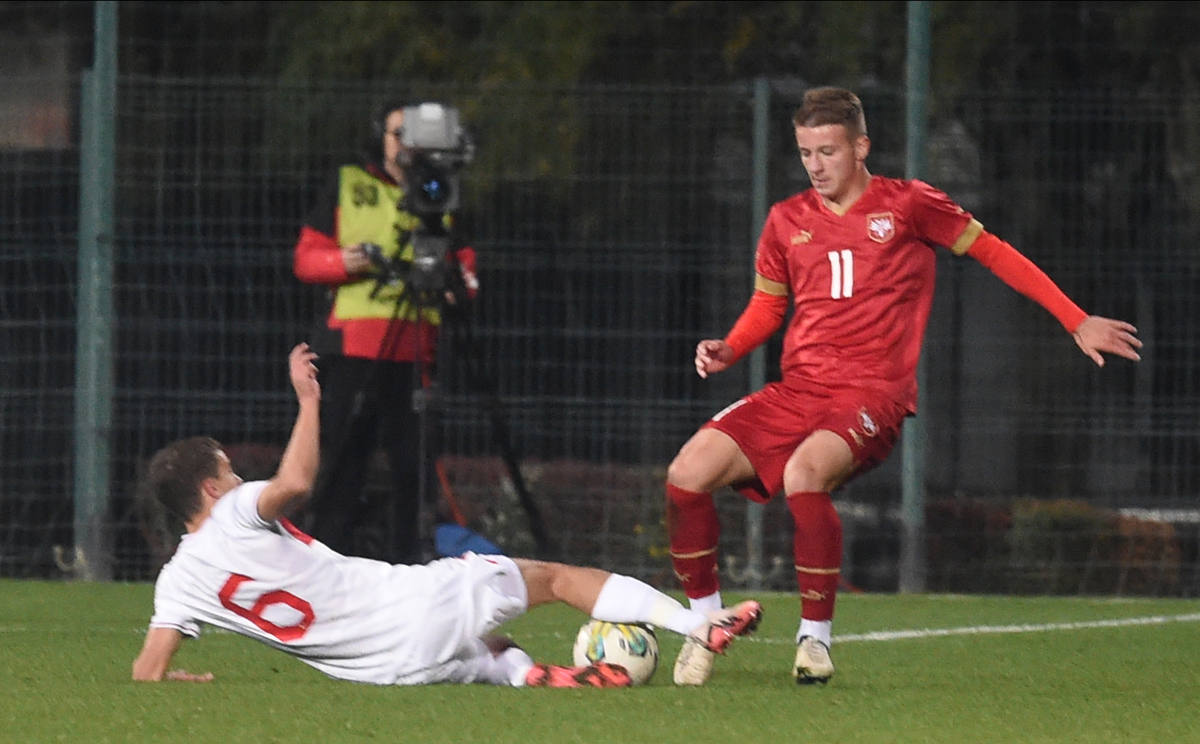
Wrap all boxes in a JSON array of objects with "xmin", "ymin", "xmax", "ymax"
[
  {"xmin": 792, "ymin": 87, "xmax": 868, "ymax": 139},
  {"xmin": 138, "ymin": 436, "xmax": 223, "ymax": 536}
]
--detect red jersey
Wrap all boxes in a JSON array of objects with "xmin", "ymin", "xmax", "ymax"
[{"xmin": 755, "ymin": 176, "xmax": 973, "ymax": 412}]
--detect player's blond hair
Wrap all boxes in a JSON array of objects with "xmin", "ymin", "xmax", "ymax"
[{"xmin": 792, "ymin": 87, "xmax": 868, "ymax": 139}]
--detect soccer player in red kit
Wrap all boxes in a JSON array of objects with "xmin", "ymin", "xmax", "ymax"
[{"xmin": 666, "ymin": 86, "xmax": 1143, "ymax": 686}]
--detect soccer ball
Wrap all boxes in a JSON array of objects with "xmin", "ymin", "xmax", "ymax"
[{"xmin": 572, "ymin": 620, "xmax": 660, "ymax": 685}]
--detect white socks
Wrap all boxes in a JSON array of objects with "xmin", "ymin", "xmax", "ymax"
[
  {"xmin": 797, "ymin": 619, "xmax": 832, "ymax": 647},
  {"xmin": 494, "ymin": 646, "xmax": 535, "ymax": 687},
  {"xmin": 592, "ymin": 574, "xmax": 708, "ymax": 636},
  {"xmin": 687, "ymin": 591, "xmax": 723, "ymax": 615}
]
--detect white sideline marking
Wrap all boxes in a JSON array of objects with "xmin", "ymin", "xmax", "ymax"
[
  {"xmin": 748, "ymin": 612, "xmax": 1200, "ymax": 645},
  {"xmin": 837, "ymin": 612, "xmax": 1200, "ymax": 643}
]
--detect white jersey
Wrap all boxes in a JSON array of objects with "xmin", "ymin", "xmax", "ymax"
[{"xmin": 148, "ymin": 481, "xmax": 527, "ymax": 685}]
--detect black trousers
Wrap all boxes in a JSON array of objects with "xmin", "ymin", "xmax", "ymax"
[{"xmin": 302, "ymin": 354, "xmax": 436, "ymax": 564}]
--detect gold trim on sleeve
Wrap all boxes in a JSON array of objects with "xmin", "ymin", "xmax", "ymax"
[
  {"xmin": 754, "ymin": 274, "xmax": 789, "ymax": 295},
  {"xmin": 949, "ymin": 218, "xmax": 985, "ymax": 255}
]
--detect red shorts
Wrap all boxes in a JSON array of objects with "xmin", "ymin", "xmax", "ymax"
[{"xmin": 702, "ymin": 380, "xmax": 908, "ymax": 503}]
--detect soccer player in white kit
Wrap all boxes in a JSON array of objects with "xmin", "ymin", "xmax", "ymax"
[{"xmin": 132, "ymin": 343, "xmax": 762, "ymax": 688}]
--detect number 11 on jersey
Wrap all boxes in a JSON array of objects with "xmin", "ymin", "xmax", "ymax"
[{"xmin": 828, "ymin": 250, "xmax": 853, "ymax": 299}]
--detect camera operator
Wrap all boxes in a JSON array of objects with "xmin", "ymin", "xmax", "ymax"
[{"xmin": 292, "ymin": 101, "xmax": 477, "ymax": 564}]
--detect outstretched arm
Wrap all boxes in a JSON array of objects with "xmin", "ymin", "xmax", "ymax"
[
  {"xmin": 257, "ymin": 343, "xmax": 322, "ymax": 522},
  {"xmin": 965, "ymin": 231, "xmax": 1142, "ymax": 366},
  {"xmin": 132, "ymin": 627, "xmax": 213, "ymax": 682}
]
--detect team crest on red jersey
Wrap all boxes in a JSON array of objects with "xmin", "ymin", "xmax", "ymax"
[
  {"xmin": 867, "ymin": 212, "xmax": 895, "ymax": 243},
  {"xmin": 858, "ymin": 408, "xmax": 879, "ymax": 437},
  {"xmin": 847, "ymin": 408, "xmax": 880, "ymax": 448}
]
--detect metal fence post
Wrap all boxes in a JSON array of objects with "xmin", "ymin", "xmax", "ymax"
[
  {"xmin": 73, "ymin": 0, "xmax": 118, "ymax": 581},
  {"xmin": 744, "ymin": 76, "xmax": 771, "ymax": 589},
  {"xmin": 899, "ymin": 0, "xmax": 931, "ymax": 593}
]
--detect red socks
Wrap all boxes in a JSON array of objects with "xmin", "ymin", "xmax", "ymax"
[
  {"xmin": 667, "ymin": 484, "xmax": 843, "ymax": 619},
  {"xmin": 787, "ymin": 491, "xmax": 842, "ymax": 621},
  {"xmin": 666, "ymin": 483, "xmax": 721, "ymax": 599}
]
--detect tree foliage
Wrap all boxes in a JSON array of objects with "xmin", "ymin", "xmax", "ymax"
[
  {"xmin": 251, "ymin": 1, "xmax": 1200, "ymax": 93},
  {"xmin": 3, "ymin": 1, "xmax": 1197, "ymax": 92}
]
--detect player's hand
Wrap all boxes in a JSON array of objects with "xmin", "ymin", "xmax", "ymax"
[
  {"xmin": 288, "ymin": 343, "xmax": 321, "ymax": 402},
  {"xmin": 695, "ymin": 339, "xmax": 736, "ymax": 378},
  {"xmin": 164, "ymin": 669, "xmax": 214, "ymax": 682},
  {"xmin": 1072, "ymin": 315, "xmax": 1142, "ymax": 367},
  {"xmin": 342, "ymin": 243, "xmax": 372, "ymax": 275}
]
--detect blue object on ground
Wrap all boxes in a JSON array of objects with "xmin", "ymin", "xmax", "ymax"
[{"xmin": 435, "ymin": 523, "xmax": 503, "ymax": 557}]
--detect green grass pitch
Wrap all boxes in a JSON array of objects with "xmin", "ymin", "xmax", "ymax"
[{"xmin": 3, "ymin": 579, "xmax": 1199, "ymax": 744}]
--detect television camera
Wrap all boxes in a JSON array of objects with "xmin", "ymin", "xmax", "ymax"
[{"xmin": 367, "ymin": 102, "xmax": 475, "ymax": 300}]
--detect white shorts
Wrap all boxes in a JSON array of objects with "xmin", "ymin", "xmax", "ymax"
[{"xmin": 391, "ymin": 552, "xmax": 530, "ymax": 685}]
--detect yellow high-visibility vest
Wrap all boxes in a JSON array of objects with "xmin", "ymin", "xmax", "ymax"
[{"xmin": 332, "ymin": 165, "xmax": 441, "ymax": 325}]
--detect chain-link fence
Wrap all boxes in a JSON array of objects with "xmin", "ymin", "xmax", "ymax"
[{"xmin": 2, "ymin": 74, "xmax": 1198, "ymax": 595}]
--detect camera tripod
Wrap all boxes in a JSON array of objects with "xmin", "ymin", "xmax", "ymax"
[{"xmin": 314, "ymin": 223, "xmax": 550, "ymax": 563}]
